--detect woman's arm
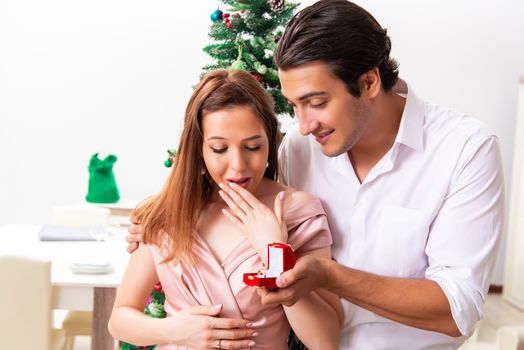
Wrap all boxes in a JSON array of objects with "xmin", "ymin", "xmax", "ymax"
[
  {"xmin": 108, "ymin": 244, "xmax": 257, "ymax": 349},
  {"xmin": 281, "ymin": 247, "xmax": 343, "ymax": 350},
  {"xmin": 109, "ymin": 244, "xmax": 169, "ymax": 345}
]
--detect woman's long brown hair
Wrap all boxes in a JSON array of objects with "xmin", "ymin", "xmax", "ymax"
[{"xmin": 134, "ymin": 69, "xmax": 281, "ymax": 264}]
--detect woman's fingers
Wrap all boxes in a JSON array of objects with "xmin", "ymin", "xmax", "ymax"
[
  {"xmin": 205, "ymin": 314, "xmax": 257, "ymax": 349},
  {"xmin": 218, "ymin": 188, "xmax": 248, "ymax": 220},
  {"xmin": 211, "ymin": 328, "xmax": 258, "ymax": 340},
  {"xmin": 211, "ymin": 338, "xmax": 257, "ymax": 349},
  {"xmin": 208, "ymin": 316, "xmax": 252, "ymax": 330},
  {"xmin": 183, "ymin": 304, "xmax": 222, "ymax": 317},
  {"xmin": 226, "ymin": 182, "xmax": 264, "ymax": 211},
  {"xmin": 219, "ymin": 183, "xmax": 254, "ymax": 215}
]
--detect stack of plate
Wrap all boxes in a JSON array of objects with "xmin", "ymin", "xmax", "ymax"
[{"xmin": 70, "ymin": 257, "xmax": 113, "ymax": 274}]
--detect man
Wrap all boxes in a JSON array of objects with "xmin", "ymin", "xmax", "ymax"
[{"xmin": 129, "ymin": 1, "xmax": 504, "ymax": 348}]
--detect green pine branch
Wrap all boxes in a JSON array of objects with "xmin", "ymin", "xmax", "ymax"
[{"xmin": 201, "ymin": 0, "xmax": 299, "ymax": 116}]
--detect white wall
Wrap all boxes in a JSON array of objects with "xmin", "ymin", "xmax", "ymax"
[
  {"xmin": 0, "ymin": 0, "xmax": 210, "ymax": 222},
  {"xmin": 1, "ymin": 0, "xmax": 523, "ymax": 284}
]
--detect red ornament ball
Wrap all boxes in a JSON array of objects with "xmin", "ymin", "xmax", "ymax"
[
  {"xmin": 227, "ymin": 22, "xmax": 233, "ymax": 29},
  {"xmin": 252, "ymin": 73, "xmax": 263, "ymax": 82}
]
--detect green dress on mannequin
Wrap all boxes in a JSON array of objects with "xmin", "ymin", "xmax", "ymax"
[{"xmin": 85, "ymin": 153, "xmax": 120, "ymax": 204}]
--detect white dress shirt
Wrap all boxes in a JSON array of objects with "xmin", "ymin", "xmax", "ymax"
[{"xmin": 279, "ymin": 84, "xmax": 505, "ymax": 350}]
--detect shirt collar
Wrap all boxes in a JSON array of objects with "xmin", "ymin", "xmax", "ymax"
[{"xmin": 393, "ymin": 80, "xmax": 425, "ymax": 153}]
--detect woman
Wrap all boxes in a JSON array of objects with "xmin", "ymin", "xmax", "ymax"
[{"xmin": 108, "ymin": 69, "xmax": 343, "ymax": 350}]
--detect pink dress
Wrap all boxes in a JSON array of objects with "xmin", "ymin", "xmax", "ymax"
[{"xmin": 148, "ymin": 198, "xmax": 332, "ymax": 350}]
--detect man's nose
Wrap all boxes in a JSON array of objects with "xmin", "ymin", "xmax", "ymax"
[{"xmin": 299, "ymin": 114, "xmax": 320, "ymax": 136}]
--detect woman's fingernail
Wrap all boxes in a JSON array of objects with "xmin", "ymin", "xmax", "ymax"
[
  {"xmin": 248, "ymin": 341, "xmax": 256, "ymax": 346},
  {"xmin": 218, "ymin": 183, "xmax": 225, "ymax": 189},
  {"xmin": 279, "ymin": 191, "xmax": 285, "ymax": 200},
  {"xmin": 252, "ymin": 332, "xmax": 259, "ymax": 337},
  {"xmin": 218, "ymin": 190, "xmax": 224, "ymax": 197},
  {"xmin": 246, "ymin": 322, "xmax": 253, "ymax": 327}
]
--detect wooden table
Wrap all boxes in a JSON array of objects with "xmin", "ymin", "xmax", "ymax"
[{"xmin": 0, "ymin": 224, "xmax": 130, "ymax": 350}]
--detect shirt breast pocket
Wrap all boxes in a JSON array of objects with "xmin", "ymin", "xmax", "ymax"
[{"xmin": 372, "ymin": 205, "xmax": 431, "ymax": 277}]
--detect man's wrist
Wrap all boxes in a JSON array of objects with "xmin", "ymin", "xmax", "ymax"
[{"xmin": 318, "ymin": 257, "xmax": 334, "ymax": 289}]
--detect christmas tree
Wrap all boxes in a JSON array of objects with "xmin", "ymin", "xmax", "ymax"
[{"xmin": 204, "ymin": 0, "xmax": 299, "ymax": 116}]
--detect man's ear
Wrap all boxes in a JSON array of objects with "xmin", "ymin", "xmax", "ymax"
[{"xmin": 359, "ymin": 67, "xmax": 381, "ymax": 99}]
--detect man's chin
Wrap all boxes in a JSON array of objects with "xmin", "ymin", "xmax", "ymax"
[{"xmin": 319, "ymin": 143, "xmax": 348, "ymax": 158}]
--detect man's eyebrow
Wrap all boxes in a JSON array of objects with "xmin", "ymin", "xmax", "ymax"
[
  {"xmin": 298, "ymin": 91, "xmax": 328, "ymax": 101},
  {"xmin": 285, "ymin": 91, "xmax": 328, "ymax": 105}
]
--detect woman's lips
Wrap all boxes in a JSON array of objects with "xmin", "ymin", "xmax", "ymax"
[{"xmin": 227, "ymin": 177, "xmax": 251, "ymax": 189}]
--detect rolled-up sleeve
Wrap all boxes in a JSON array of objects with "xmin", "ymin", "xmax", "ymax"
[{"xmin": 425, "ymin": 135, "xmax": 504, "ymax": 336}]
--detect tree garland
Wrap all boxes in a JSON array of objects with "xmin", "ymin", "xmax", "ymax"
[{"xmin": 120, "ymin": 282, "xmax": 166, "ymax": 349}]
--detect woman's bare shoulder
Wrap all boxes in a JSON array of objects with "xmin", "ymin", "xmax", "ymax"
[
  {"xmin": 258, "ymin": 179, "xmax": 317, "ymax": 208},
  {"xmin": 266, "ymin": 181, "xmax": 316, "ymax": 206},
  {"xmin": 283, "ymin": 190, "xmax": 316, "ymax": 209}
]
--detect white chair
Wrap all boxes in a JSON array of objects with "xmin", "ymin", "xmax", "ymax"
[
  {"xmin": 0, "ymin": 255, "xmax": 65, "ymax": 350},
  {"xmin": 62, "ymin": 311, "xmax": 93, "ymax": 350}
]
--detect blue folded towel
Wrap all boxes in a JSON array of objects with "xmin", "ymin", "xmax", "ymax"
[{"xmin": 38, "ymin": 225, "xmax": 109, "ymax": 241}]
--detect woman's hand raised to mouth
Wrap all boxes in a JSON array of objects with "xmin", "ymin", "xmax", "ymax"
[{"xmin": 218, "ymin": 181, "xmax": 287, "ymax": 267}]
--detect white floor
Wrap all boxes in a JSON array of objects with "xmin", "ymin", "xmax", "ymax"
[
  {"xmin": 459, "ymin": 294, "xmax": 524, "ymax": 350},
  {"xmin": 69, "ymin": 294, "xmax": 524, "ymax": 350},
  {"xmin": 72, "ymin": 336, "xmax": 91, "ymax": 350}
]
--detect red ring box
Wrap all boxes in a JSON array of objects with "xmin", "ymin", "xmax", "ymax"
[{"xmin": 243, "ymin": 243, "xmax": 296, "ymax": 289}]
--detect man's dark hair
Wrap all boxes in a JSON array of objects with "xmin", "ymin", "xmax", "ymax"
[{"xmin": 274, "ymin": 0, "xmax": 399, "ymax": 97}]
